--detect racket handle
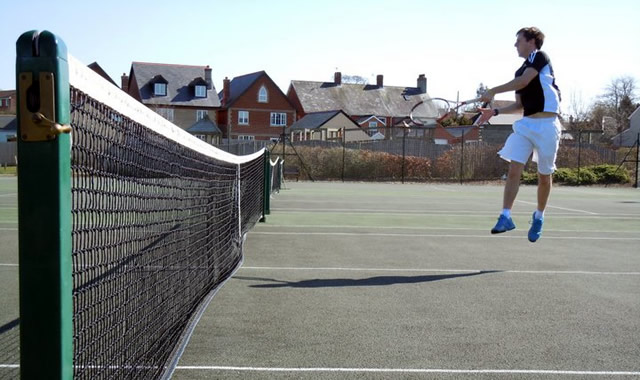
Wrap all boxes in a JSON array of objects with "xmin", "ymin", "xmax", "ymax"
[{"xmin": 470, "ymin": 102, "xmax": 490, "ymax": 125}]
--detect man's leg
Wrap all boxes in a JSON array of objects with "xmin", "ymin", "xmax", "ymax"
[
  {"xmin": 536, "ymin": 173, "xmax": 552, "ymax": 212},
  {"xmin": 528, "ymin": 173, "xmax": 551, "ymax": 242},
  {"xmin": 503, "ymin": 161, "xmax": 525, "ymax": 209},
  {"xmin": 492, "ymin": 161, "xmax": 524, "ymax": 234}
]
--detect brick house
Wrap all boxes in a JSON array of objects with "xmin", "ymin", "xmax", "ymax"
[
  {"xmin": 218, "ymin": 71, "xmax": 296, "ymax": 141},
  {"xmin": 0, "ymin": 90, "xmax": 16, "ymax": 115},
  {"xmin": 287, "ymin": 72, "xmax": 431, "ymax": 139},
  {"xmin": 124, "ymin": 62, "xmax": 222, "ymax": 144}
]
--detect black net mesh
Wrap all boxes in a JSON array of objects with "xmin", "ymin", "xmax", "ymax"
[{"xmin": 69, "ymin": 87, "xmax": 265, "ymax": 379}]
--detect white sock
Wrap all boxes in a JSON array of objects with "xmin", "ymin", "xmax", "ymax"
[
  {"xmin": 534, "ymin": 210, "xmax": 544, "ymax": 219},
  {"xmin": 501, "ymin": 209, "xmax": 511, "ymax": 218}
]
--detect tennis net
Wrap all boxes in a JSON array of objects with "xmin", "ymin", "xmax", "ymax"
[{"xmin": 67, "ymin": 55, "xmax": 272, "ymax": 379}]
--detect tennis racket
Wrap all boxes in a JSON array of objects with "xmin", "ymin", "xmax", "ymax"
[{"xmin": 407, "ymin": 96, "xmax": 488, "ymax": 127}]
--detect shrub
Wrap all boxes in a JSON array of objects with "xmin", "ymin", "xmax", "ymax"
[
  {"xmin": 589, "ymin": 164, "xmax": 631, "ymax": 184},
  {"xmin": 521, "ymin": 171, "xmax": 538, "ymax": 184}
]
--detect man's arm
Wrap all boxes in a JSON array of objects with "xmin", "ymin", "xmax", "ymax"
[
  {"xmin": 475, "ymin": 94, "xmax": 523, "ymax": 125},
  {"xmin": 480, "ymin": 68, "xmax": 538, "ymax": 103}
]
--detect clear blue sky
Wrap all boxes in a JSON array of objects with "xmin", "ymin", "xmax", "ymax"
[{"xmin": 2, "ymin": 0, "xmax": 639, "ymax": 113}]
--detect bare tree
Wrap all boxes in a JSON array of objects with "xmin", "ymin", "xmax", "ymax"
[{"xmin": 599, "ymin": 75, "xmax": 638, "ymax": 131}]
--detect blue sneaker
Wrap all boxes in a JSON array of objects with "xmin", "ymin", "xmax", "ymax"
[
  {"xmin": 491, "ymin": 214, "xmax": 516, "ymax": 234},
  {"xmin": 528, "ymin": 213, "xmax": 543, "ymax": 242}
]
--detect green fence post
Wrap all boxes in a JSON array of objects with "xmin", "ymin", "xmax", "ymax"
[
  {"xmin": 16, "ymin": 30, "xmax": 73, "ymax": 380},
  {"xmin": 262, "ymin": 150, "xmax": 271, "ymax": 221}
]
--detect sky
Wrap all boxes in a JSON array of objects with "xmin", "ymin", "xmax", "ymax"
[{"xmin": 2, "ymin": 0, "xmax": 639, "ymax": 114}]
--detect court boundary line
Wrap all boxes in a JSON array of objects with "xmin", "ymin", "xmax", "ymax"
[
  {"xmin": 256, "ymin": 224, "xmax": 638, "ymax": 234},
  {"xmin": 173, "ymin": 365, "xmax": 640, "ymax": 376},
  {"xmin": 516, "ymin": 200, "xmax": 598, "ymax": 215},
  {"xmin": 250, "ymin": 231, "xmax": 640, "ymax": 241},
  {"xmin": 271, "ymin": 209, "xmax": 640, "ymax": 219},
  {"xmin": 239, "ymin": 266, "xmax": 640, "ymax": 276}
]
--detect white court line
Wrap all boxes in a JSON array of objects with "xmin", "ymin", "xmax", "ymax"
[
  {"xmin": 174, "ymin": 366, "xmax": 640, "ymax": 376},
  {"xmin": 251, "ymin": 231, "xmax": 640, "ymax": 241},
  {"xmin": 0, "ymin": 263, "xmax": 18, "ymax": 267},
  {"xmin": 0, "ymin": 193, "xmax": 16, "ymax": 197},
  {"xmin": 240, "ymin": 267, "xmax": 640, "ymax": 276},
  {"xmin": 272, "ymin": 209, "xmax": 640, "ymax": 218},
  {"xmin": 0, "ymin": 364, "xmax": 18, "ymax": 369},
  {"xmin": 256, "ymin": 224, "xmax": 638, "ymax": 234},
  {"xmin": 516, "ymin": 200, "xmax": 599, "ymax": 215}
]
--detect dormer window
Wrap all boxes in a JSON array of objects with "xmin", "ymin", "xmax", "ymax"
[
  {"xmin": 258, "ymin": 86, "xmax": 268, "ymax": 103},
  {"xmin": 195, "ymin": 85, "xmax": 206, "ymax": 98},
  {"xmin": 190, "ymin": 77, "xmax": 208, "ymax": 98},
  {"xmin": 151, "ymin": 75, "xmax": 168, "ymax": 97},
  {"xmin": 154, "ymin": 83, "xmax": 167, "ymax": 96}
]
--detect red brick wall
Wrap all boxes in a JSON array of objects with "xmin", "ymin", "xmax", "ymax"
[{"xmin": 226, "ymin": 76, "xmax": 295, "ymax": 140}]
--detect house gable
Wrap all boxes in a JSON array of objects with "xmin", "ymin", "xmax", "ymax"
[{"xmin": 220, "ymin": 71, "xmax": 295, "ymax": 110}]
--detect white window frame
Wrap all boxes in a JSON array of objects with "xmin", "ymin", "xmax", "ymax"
[
  {"xmin": 238, "ymin": 135, "xmax": 255, "ymax": 141},
  {"xmin": 154, "ymin": 83, "xmax": 167, "ymax": 96},
  {"xmin": 258, "ymin": 86, "xmax": 268, "ymax": 103},
  {"xmin": 269, "ymin": 137, "xmax": 280, "ymax": 143},
  {"xmin": 195, "ymin": 85, "xmax": 206, "ymax": 97},
  {"xmin": 156, "ymin": 107, "xmax": 174, "ymax": 122},
  {"xmin": 195, "ymin": 134, "xmax": 207, "ymax": 141},
  {"xmin": 238, "ymin": 110, "xmax": 249, "ymax": 125},
  {"xmin": 196, "ymin": 110, "xmax": 207, "ymax": 121},
  {"xmin": 270, "ymin": 112, "xmax": 287, "ymax": 126}
]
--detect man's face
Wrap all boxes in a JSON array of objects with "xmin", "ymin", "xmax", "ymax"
[{"xmin": 514, "ymin": 33, "xmax": 536, "ymax": 58}]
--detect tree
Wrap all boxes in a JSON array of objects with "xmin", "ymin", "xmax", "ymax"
[
  {"xmin": 475, "ymin": 83, "xmax": 489, "ymax": 99},
  {"xmin": 599, "ymin": 75, "xmax": 638, "ymax": 132}
]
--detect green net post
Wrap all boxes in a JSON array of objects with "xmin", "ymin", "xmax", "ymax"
[
  {"xmin": 261, "ymin": 150, "xmax": 271, "ymax": 221},
  {"xmin": 16, "ymin": 30, "xmax": 73, "ymax": 380}
]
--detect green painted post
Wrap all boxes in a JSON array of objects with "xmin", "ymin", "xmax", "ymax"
[
  {"xmin": 16, "ymin": 30, "xmax": 73, "ymax": 380},
  {"xmin": 261, "ymin": 150, "xmax": 271, "ymax": 221}
]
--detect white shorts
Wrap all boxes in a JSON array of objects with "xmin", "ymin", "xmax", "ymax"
[{"xmin": 498, "ymin": 116, "xmax": 562, "ymax": 175}]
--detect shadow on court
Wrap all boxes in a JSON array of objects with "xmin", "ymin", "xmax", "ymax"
[{"xmin": 235, "ymin": 270, "xmax": 501, "ymax": 288}]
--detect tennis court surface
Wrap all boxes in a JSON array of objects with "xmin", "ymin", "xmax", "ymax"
[{"xmin": 169, "ymin": 181, "xmax": 640, "ymax": 379}]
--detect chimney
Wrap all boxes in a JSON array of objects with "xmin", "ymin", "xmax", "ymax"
[
  {"xmin": 222, "ymin": 77, "xmax": 231, "ymax": 106},
  {"xmin": 334, "ymin": 71, "xmax": 342, "ymax": 85},
  {"xmin": 417, "ymin": 74, "xmax": 427, "ymax": 94},
  {"xmin": 376, "ymin": 74, "xmax": 383, "ymax": 88},
  {"xmin": 204, "ymin": 65, "xmax": 212, "ymax": 89},
  {"xmin": 121, "ymin": 73, "xmax": 129, "ymax": 92}
]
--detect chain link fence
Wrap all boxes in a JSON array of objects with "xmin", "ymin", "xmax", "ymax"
[{"xmin": 218, "ymin": 127, "xmax": 639, "ymax": 186}]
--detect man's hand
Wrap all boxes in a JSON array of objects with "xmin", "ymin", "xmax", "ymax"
[{"xmin": 474, "ymin": 107, "xmax": 494, "ymax": 126}]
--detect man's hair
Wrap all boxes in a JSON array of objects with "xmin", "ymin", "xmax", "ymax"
[{"xmin": 517, "ymin": 27, "xmax": 545, "ymax": 49}]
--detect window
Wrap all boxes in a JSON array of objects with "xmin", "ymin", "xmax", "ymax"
[
  {"xmin": 367, "ymin": 121, "xmax": 378, "ymax": 136},
  {"xmin": 156, "ymin": 108, "xmax": 174, "ymax": 122},
  {"xmin": 0, "ymin": 98, "xmax": 9, "ymax": 107},
  {"xmin": 154, "ymin": 83, "xmax": 167, "ymax": 96},
  {"xmin": 270, "ymin": 112, "xmax": 287, "ymax": 126},
  {"xmin": 195, "ymin": 134, "xmax": 207, "ymax": 141},
  {"xmin": 270, "ymin": 137, "xmax": 280, "ymax": 143},
  {"xmin": 238, "ymin": 111, "xmax": 249, "ymax": 125},
  {"xmin": 258, "ymin": 86, "xmax": 268, "ymax": 103},
  {"xmin": 238, "ymin": 135, "xmax": 255, "ymax": 140},
  {"xmin": 195, "ymin": 85, "xmax": 206, "ymax": 97},
  {"xmin": 196, "ymin": 110, "xmax": 207, "ymax": 121}
]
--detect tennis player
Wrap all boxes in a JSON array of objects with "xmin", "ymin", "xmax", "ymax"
[{"xmin": 476, "ymin": 27, "xmax": 561, "ymax": 242}]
